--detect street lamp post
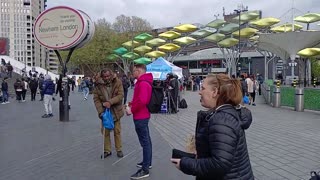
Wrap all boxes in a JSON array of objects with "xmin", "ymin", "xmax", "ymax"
[{"xmin": 234, "ymin": 7, "xmax": 247, "ymax": 77}]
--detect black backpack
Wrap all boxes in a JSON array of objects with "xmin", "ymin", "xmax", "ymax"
[
  {"xmin": 179, "ymin": 99, "xmax": 188, "ymax": 109},
  {"xmin": 143, "ymin": 81, "xmax": 164, "ymax": 113},
  {"xmin": 310, "ymin": 171, "xmax": 320, "ymax": 180}
]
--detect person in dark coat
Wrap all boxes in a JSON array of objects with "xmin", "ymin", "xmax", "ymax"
[
  {"xmin": 171, "ymin": 74, "xmax": 254, "ymax": 180},
  {"xmin": 29, "ymin": 76, "xmax": 38, "ymax": 101},
  {"xmin": 121, "ymin": 74, "xmax": 130, "ymax": 104}
]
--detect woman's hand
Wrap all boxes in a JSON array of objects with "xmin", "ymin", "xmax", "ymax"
[{"xmin": 170, "ymin": 158, "xmax": 181, "ymax": 170}]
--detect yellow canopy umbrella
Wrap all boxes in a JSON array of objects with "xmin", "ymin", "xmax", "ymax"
[
  {"xmin": 271, "ymin": 23, "xmax": 303, "ymax": 32},
  {"xmin": 174, "ymin": 24, "xmax": 198, "ymax": 33},
  {"xmin": 204, "ymin": 33, "xmax": 226, "ymax": 43},
  {"xmin": 173, "ymin": 37, "xmax": 197, "ymax": 45},
  {"xmin": 146, "ymin": 38, "xmax": 166, "ymax": 47},
  {"xmin": 217, "ymin": 38, "xmax": 239, "ymax": 48},
  {"xmin": 297, "ymin": 48, "xmax": 320, "ymax": 57},
  {"xmin": 122, "ymin": 40, "xmax": 140, "ymax": 49},
  {"xmin": 159, "ymin": 31, "xmax": 181, "ymax": 40},
  {"xmin": 158, "ymin": 43, "xmax": 181, "ymax": 52},
  {"xmin": 249, "ymin": 35, "xmax": 259, "ymax": 42},
  {"xmin": 134, "ymin": 45, "xmax": 152, "ymax": 55},
  {"xmin": 249, "ymin": 17, "xmax": 280, "ymax": 28},
  {"xmin": 145, "ymin": 51, "xmax": 166, "ymax": 58},
  {"xmin": 294, "ymin": 13, "xmax": 320, "ymax": 24},
  {"xmin": 232, "ymin": 28, "xmax": 259, "ymax": 38}
]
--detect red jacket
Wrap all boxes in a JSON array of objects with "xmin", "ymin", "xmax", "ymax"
[{"xmin": 131, "ymin": 73, "xmax": 153, "ymax": 120}]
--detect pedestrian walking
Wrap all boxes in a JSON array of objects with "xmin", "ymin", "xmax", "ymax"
[
  {"xmin": 121, "ymin": 74, "xmax": 130, "ymax": 105},
  {"xmin": 21, "ymin": 78, "xmax": 28, "ymax": 102},
  {"xmin": 41, "ymin": 75, "xmax": 55, "ymax": 118},
  {"xmin": 29, "ymin": 75, "xmax": 38, "ymax": 101},
  {"xmin": 1, "ymin": 77, "xmax": 9, "ymax": 104},
  {"xmin": 14, "ymin": 79, "xmax": 24, "ymax": 102},
  {"xmin": 81, "ymin": 77, "xmax": 89, "ymax": 100}
]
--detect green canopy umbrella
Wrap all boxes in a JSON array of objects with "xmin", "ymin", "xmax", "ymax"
[
  {"xmin": 133, "ymin": 57, "xmax": 152, "ymax": 64},
  {"xmin": 122, "ymin": 52, "xmax": 140, "ymax": 60},
  {"xmin": 206, "ymin": 19, "xmax": 226, "ymax": 29},
  {"xmin": 190, "ymin": 29, "xmax": 216, "ymax": 39},
  {"xmin": 113, "ymin": 47, "xmax": 128, "ymax": 55},
  {"xmin": 134, "ymin": 33, "xmax": 153, "ymax": 42},
  {"xmin": 107, "ymin": 54, "xmax": 120, "ymax": 61},
  {"xmin": 294, "ymin": 13, "xmax": 320, "ymax": 24},
  {"xmin": 219, "ymin": 23, "xmax": 239, "ymax": 34},
  {"xmin": 204, "ymin": 33, "xmax": 226, "ymax": 43}
]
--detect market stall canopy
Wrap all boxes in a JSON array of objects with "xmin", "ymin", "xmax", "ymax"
[
  {"xmin": 113, "ymin": 47, "xmax": 128, "ymax": 55},
  {"xmin": 258, "ymin": 31, "xmax": 320, "ymax": 60},
  {"xmin": 133, "ymin": 57, "xmax": 152, "ymax": 64},
  {"xmin": 232, "ymin": 28, "xmax": 259, "ymax": 38},
  {"xmin": 146, "ymin": 38, "xmax": 166, "ymax": 47},
  {"xmin": 204, "ymin": 33, "xmax": 226, "ymax": 43},
  {"xmin": 158, "ymin": 43, "xmax": 181, "ymax": 52},
  {"xmin": 134, "ymin": 45, "xmax": 152, "ymax": 55},
  {"xmin": 145, "ymin": 50, "xmax": 166, "ymax": 58},
  {"xmin": 159, "ymin": 31, "xmax": 181, "ymax": 40},
  {"xmin": 206, "ymin": 19, "xmax": 226, "ymax": 29},
  {"xmin": 173, "ymin": 36, "xmax": 197, "ymax": 45},
  {"xmin": 134, "ymin": 33, "xmax": 153, "ymax": 42},
  {"xmin": 249, "ymin": 17, "xmax": 280, "ymax": 28},
  {"xmin": 174, "ymin": 24, "xmax": 198, "ymax": 33},
  {"xmin": 218, "ymin": 38, "xmax": 239, "ymax": 48},
  {"xmin": 146, "ymin": 57, "xmax": 183, "ymax": 80},
  {"xmin": 294, "ymin": 13, "xmax": 320, "ymax": 24}
]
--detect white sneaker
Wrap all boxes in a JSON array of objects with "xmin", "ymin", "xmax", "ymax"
[
  {"xmin": 6, "ymin": 101, "xmax": 10, "ymax": 104},
  {"xmin": 1, "ymin": 102, "xmax": 5, "ymax": 104}
]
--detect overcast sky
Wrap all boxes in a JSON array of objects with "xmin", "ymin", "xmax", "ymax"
[{"xmin": 47, "ymin": 0, "xmax": 320, "ymax": 29}]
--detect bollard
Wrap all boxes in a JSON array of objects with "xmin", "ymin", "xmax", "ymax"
[
  {"xmin": 266, "ymin": 86, "xmax": 271, "ymax": 104},
  {"xmin": 273, "ymin": 87, "xmax": 281, "ymax": 108},
  {"xmin": 294, "ymin": 88, "xmax": 304, "ymax": 112}
]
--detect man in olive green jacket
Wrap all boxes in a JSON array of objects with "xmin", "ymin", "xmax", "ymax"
[{"xmin": 93, "ymin": 69, "xmax": 124, "ymax": 158}]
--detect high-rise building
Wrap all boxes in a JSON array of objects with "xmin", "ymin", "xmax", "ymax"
[{"xmin": 0, "ymin": 0, "xmax": 58, "ymax": 73}]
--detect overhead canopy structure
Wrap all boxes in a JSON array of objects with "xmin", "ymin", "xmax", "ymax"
[
  {"xmin": 146, "ymin": 57, "xmax": 183, "ymax": 80},
  {"xmin": 258, "ymin": 31, "xmax": 320, "ymax": 60}
]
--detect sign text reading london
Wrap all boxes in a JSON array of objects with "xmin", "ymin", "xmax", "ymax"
[
  {"xmin": 34, "ymin": 6, "xmax": 94, "ymax": 50},
  {"xmin": 39, "ymin": 14, "xmax": 79, "ymax": 33}
]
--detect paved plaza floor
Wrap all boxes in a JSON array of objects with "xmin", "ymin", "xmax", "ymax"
[{"xmin": 0, "ymin": 90, "xmax": 319, "ymax": 180}]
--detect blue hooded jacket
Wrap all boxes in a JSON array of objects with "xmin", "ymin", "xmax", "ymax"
[{"xmin": 42, "ymin": 80, "xmax": 55, "ymax": 95}]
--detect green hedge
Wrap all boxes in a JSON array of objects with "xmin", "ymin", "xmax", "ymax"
[
  {"xmin": 304, "ymin": 88, "xmax": 320, "ymax": 111},
  {"xmin": 280, "ymin": 87, "xmax": 295, "ymax": 107}
]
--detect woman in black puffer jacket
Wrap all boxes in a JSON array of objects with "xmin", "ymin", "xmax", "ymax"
[{"xmin": 171, "ymin": 74, "xmax": 254, "ymax": 180}]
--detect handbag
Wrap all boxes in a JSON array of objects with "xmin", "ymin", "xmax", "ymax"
[
  {"xmin": 102, "ymin": 108, "xmax": 114, "ymax": 130},
  {"xmin": 243, "ymin": 95, "xmax": 250, "ymax": 104}
]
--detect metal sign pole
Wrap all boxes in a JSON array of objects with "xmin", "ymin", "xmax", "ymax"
[{"xmin": 54, "ymin": 47, "xmax": 76, "ymax": 122}]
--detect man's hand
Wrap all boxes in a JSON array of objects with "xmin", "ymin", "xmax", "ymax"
[{"xmin": 103, "ymin": 102, "xmax": 111, "ymax": 108}]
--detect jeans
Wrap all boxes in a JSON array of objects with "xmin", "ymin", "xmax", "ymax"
[
  {"xmin": 44, "ymin": 94, "xmax": 53, "ymax": 114},
  {"xmin": 134, "ymin": 119, "xmax": 152, "ymax": 171},
  {"xmin": 2, "ymin": 90, "xmax": 8, "ymax": 102},
  {"xmin": 83, "ymin": 87, "xmax": 89, "ymax": 99},
  {"xmin": 22, "ymin": 90, "xmax": 27, "ymax": 100}
]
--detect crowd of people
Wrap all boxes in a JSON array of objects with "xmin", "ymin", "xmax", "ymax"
[{"xmin": 1, "ymin": 60, "xmax": 256, "ymax": 179}]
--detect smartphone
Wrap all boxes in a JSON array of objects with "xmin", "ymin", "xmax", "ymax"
[{"xmin": 172, "ymin": 149, "xmax": 196, "ymax": 159}]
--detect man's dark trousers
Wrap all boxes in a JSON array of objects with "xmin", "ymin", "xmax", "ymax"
[{"xmin": 134, "ymin": 119, "xmax": 152, "ymax": 171}]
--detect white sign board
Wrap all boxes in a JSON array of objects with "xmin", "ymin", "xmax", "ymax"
[{"xmin": 34, "ymin": 6, "xmax": 93, "ymax": 50}]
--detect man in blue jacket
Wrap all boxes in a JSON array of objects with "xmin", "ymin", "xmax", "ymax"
[{"xmin": 42, "ymin": 74, "xmax": 55, "ymax": 118}]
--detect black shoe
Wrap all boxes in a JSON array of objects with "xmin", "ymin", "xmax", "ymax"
[
  {"xmin": 68, "ymin": 105, "xmax": 71, "ymax": 110},
  {"xmin": 48, "ymin": 114, "xmax": 53, "ymax": 117},
  {"xmin": 100, "ymin": 151, "xmax": 112, "ymax": 159},
  {"xmin": 252, "ymin": 103, "xmax": 256, "ymax": 106},
  {"xmin": 117, "ymin": 151, "xmax": 124, "ymax": 158},
  {"xmin": 130, "ymin": 169, "xmax": 149, "ymax": 179},
  {"xmin": 42, "ymin": 114, "xmax": 50, "ymax": 118},
  {"xmin": 136, "ymin": 162, "xmax": 152, "ymax": 169}
]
